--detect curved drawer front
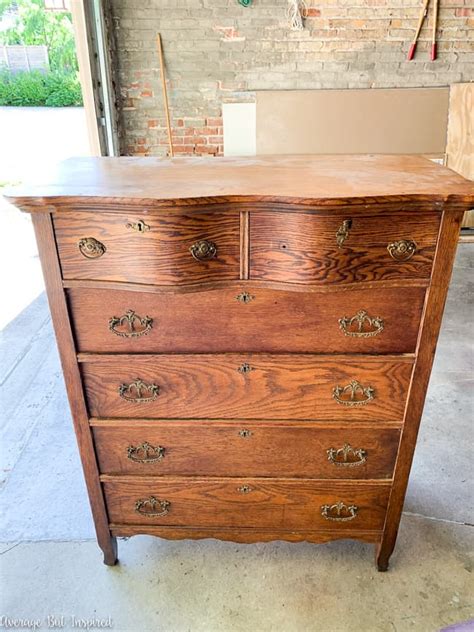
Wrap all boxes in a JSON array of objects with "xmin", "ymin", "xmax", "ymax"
[
  {"xmin": 250, "ymin": 211, "xmax": 440, "ymax": 284},
  {"xmin": 54, "ymin": 210, "xmax": 240, "ymax": 284},
  {"xmin": 103, "ymin": 478, "xmax": 391, "ymax": 531},
  {"xmin": 68, "ymin": 285, "xmax": 426, "ymax": 354},
  {"xmin": 81, "ymin": 354, "xmax": 413, "ymax": 421},
  {"xmin": 93, "ymin": 422, "xmax": 401, "ymax": 479}
]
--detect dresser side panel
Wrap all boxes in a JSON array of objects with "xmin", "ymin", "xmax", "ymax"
[
  {"xmin": 31, "ymin": 213, "xmax": 117, "ymax": 565},
  {"xmin": 376, "ymin": 208, "xmax": 464, "ymax": 571}
]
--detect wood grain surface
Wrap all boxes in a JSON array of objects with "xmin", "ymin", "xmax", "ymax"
[
  {"xmin": 80, "ymin": 354, "xmax": 414, "ymax": 421},
  {"xmin": 54, "ymin": 210, "xmax": 240, "ymax": 284},
  {"xmin": 102, "ymin": 477, "xmax": 391, "ymax": 531},
  {"xmin": 67, "ymin": 285, "xmax": 426, "ymax": 354},
  {"xmin": 5, "ymin": 155, "xmax": 474, "ymax": 212},
  {"xmin": 92, "ymin": 421, "xmax": 401, "ymax": 479},
  {"xmin": 251, "ymin": 212, "xmax": 440, "ymax": 284},
  {"xmin": 109, "ymin": 524, "xmax": 382, "ymax": 544}
]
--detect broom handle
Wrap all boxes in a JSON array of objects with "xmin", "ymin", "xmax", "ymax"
[
  {"xmin": 407, "ymin": 0, "xmax": 430, "ymax": 60},
  {"xmin": 431, "ymin": 0, "xmax": 439, "ymax": 60},
  {"xmin": 157, "ymin": 33, "xmax": 174, "ymax": 157}
]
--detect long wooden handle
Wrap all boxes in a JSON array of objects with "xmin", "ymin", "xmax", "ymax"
[
  {"xmin": 431, "ymin": 0, "xmax": 439, "ymax": 60},
  {"xmin": 407, "ymin": 0, "xmax": 430, "ymax": 60},
  {"xmin": 156, "ymin": 33, "xmax": 174, "ymax": 157}
]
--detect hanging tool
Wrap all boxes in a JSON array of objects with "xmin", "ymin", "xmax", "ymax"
[
  {"xmin": 156, "ymin": 33, "xmax": 174, "ymax": 157},
  {"xmin": 407, "ymin": 0, "xmax": 439, "ymax": 61}
]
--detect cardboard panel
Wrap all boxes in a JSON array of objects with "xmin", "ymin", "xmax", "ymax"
[{"xmin": 256, "ymin": 88, "xmax": 449, "ymax": 155}]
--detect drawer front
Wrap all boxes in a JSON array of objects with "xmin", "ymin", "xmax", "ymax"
[
  {"xmin": 250, "ymin": 212, "xmax": 440, "ymax": 284},
  {"xmin": 93, "ymin": 422, "xmax": 401, "ymax": 479},
  {"xmin": 69, "ymin": 285, "xmax": 426, "ymax": 354},
  {"xmin": 54, "ymin": 211, "xmax": 240, "ymax": 284},
  {"xmin": 81, "ymin": 354, "xmax": 413, "ymax": 421},
  {"xmin": 103, "ymin": 478, "xmax": 391, "ymax": 530}
]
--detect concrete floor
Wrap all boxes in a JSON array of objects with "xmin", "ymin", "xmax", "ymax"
[
  {"xmin": 0, "ymin": 245, "xmax": 473, "ymax": 632},
  {"xmin": 0, "ymin": 107, "xmax": 89, "ymax": 328}
]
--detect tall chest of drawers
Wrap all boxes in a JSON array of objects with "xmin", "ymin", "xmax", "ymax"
[{"xmin": 7, "ymin": 154, "xmax": 473, "ymax": 570}]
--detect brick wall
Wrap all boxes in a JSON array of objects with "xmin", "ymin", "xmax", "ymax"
[{"xmin": 110, "ymin": 0, "xmax": 473, "ymax": 156}]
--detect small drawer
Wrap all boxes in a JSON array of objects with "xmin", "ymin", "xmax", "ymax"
[
  {"xmin": 80, "ymin": 354, "xmax": 413, "ymax": 422},
  {"xmin": 68, "ymin": 285, "xmax": 426, "ymax": 354},
  {"xmin": 103, "ymin": 477, "xmax": 391, "ymax": 531},
  {"xmin": 250, "ymin": 211, "xmax": 440, "ymax": 285},
  {"xmin": 92, "ymin": 421, "xmax": 401, "ymax": 479},
  {"xmin": 54, "ymin": 210, "xmax": 240, "ymax": 284}
]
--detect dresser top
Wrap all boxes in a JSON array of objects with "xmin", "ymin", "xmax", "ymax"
[{"xmin": 5, "ymin": 154, "xmax": 474, "ymax": 212}]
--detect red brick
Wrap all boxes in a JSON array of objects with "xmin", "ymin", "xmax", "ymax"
[
  {"xmin": 455, "ymin": 7, "xmax": 472, "ymax": 16},
  {"xmin": 140, "ymin": 90, "xmax": 153, "ymax": 98},
  {"xmin": 306, "ymin": 8, "xmax": 321, "ymax": 17},
  {"xmin": 206, "ymin": 117, "xmax": 223, "ymax": 127}
]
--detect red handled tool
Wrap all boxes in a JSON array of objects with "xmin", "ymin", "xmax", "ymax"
[{"xmin": 407, "ymin": 0, "xmax": 439, "ymax": 61}]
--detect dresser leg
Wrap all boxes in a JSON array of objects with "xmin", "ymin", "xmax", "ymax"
[
  {"xmin": 375, "ymin": 541, "xmax": 392, "ymax": 572},
  {"xmin": 101, "ymin": 535, "xmax": 118, "ymax": 566}
]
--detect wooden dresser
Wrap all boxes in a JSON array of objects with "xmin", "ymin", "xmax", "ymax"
[{"xmin": 6, "ymin": 155, "xmax": 473, "ymax": 570}]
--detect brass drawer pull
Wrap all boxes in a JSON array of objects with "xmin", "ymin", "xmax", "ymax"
[
  {"xmin": 327, "ymin": 443, "xmax": 367, "ymax": 467},
  {"xmin": 387, "ymin": 239, "xmax": 417, "ymax": 261},
  {"xmin": 109, "ymin": 310, "xmax": 153, "ymax": 338},
  {"xmin": 333, "ymin": 379, "xmax": 375, "ymax": 406},
  {"xmin": 321, "ymin": 501, "xmax": 358, "ymax": 522},
  {"xmin": 238, "ymin": 363, "xmax": 253, "ymax": 374},
  {"xmin": 239, "ymin": 429, "xmax": 252, "ymax": 438},
  {"xmin": 78, "ymin": 237, "xmax": 106, "ymax": 259},
  {"xmin": 118, "ymin": 378, "xmax": 159, "ymax": 403},
  {"xmin": 339, "ymin": 310, "xmax": 384, "ymax": 338},
  {"xmin": 135, "ymin": 496, "xmax": 170, "ymax": 517},
  {"xmin": 336, "ymin": 219, "xmax": 352, "ymax": 247},
  {"xmin": 237, "ymin": 485, "xmax": 252, "ymax": 494},
  {"xmin": 127, "ymin": 441, "xmax": 165, "ymax": 463},
  {"xmin": 126, "ymin": 219, "xmax": 150, "ymax": 233},
  {"xmin": 189, "ymin": 239, "xmax": 217, "ymax": 261},
  {"xmin": 236, "ymin": 292, "xmax": 255, "ymax": 304}
]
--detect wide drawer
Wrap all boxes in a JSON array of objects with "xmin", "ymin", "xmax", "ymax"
[
  {"xmin": 80, "ymin": 354, "xmax": 413, "ymax": 421},
  {"xmin": 54, "ymin": 210, "xmax": 240, "ymax": 284},
  {"xmin": 68, "ymin": 285, "xmax": 426, "ymax": 354},
  {"xmin": 103, "ymin": 477, "xmax": 391, "ymax": 530},
  {"xmin": 250, "ymin": 211, "xmax": 440, "ymax": 284},
  {"xmin": 92, "ymin": 421, "xmax": 401, "ymax": 479}
]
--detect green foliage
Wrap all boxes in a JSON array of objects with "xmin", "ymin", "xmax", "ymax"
[
  {"xmin": 0, "ymin": 70, "xmax": 83, "ymax": 106},
  {"xmin": 0, "ymin": 0, "xmax": 78, "ymax": 72}
]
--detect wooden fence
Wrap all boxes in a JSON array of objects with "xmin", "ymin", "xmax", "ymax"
[{"xmin": 0, "ymin": 45, "xmax": 49, "ymax": 73}]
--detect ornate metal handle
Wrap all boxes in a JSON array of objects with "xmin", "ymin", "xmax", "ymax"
[
  {"xmin": 339, "ymin": 310, "xmax": 384, "ymax": 338},
  {"xmin": 387, "ymin": 239, "xmax": 417, "ymax": 261},
  {"xmin": 189, "ymin": 239, "xmax": 217, "ymax": 261},
  {"xmin": 109, "ymin": 310, "xmax": 153, "ymax": 338},
  {"xmin": 126, "ymin": 219, "xmax": 150, "ymax": 233},
  {"xmin": 135, "ymin": 496, "xmax": 170, "ymax": 517},
  {"xmin": 327, "ymin": 443, "xmax": 367, "ymax": 467},
  {"xmin": 239, "ymin": 429, "xmax": 252, "ymax": 438},
  {"xmin": 236, "ymin": 292, "xmax": 255, "ymax": 304},
  {"xmin": 336, "ymin": 219, "xmax": 352, "ymax": 248},
  {"xmin": 78, "ymin": 237, "xmax": 106, "ymax": 259},
  {"xmin": 118, "ymin": 378, "xmax": 159, "ymax": 403},
  {"xmin": 237, "ymin": 485, "xmax": 253, "ymax": 494},
  {"xmin": 321, "ymin": 501, "xmax": 358, "ymax": 522},
  {"xmin": 332, "ymin": 380, "xmax": 375, "ymax": 407},
  {"xmin": 127, "ymin": 442, "xmax": 165, "ymax": 463}
]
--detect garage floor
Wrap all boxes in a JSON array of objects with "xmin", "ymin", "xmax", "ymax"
[{"xmin": 0, "ymin": 245, "xmax": 473, "ymax": 632}]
